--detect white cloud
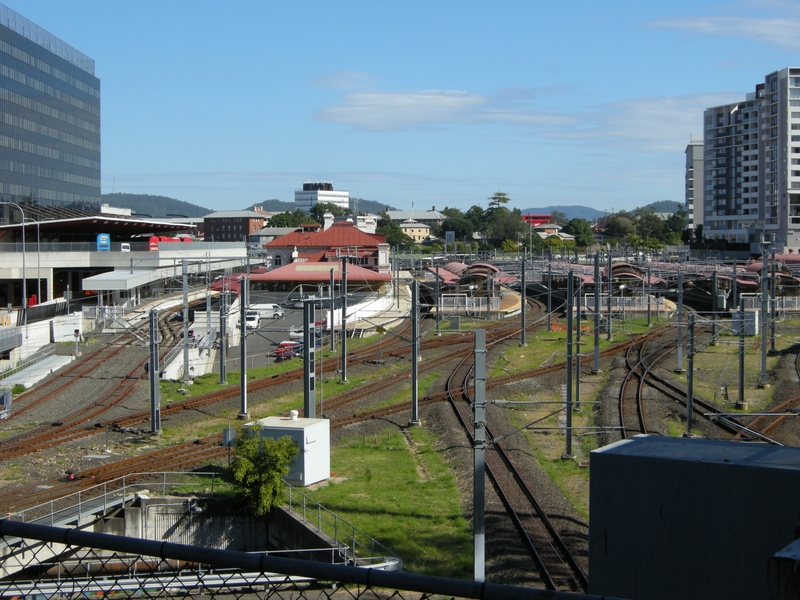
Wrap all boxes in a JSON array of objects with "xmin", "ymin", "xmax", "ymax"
[
  {"xmin": 545, "ymin": 93, "xmax": 737, "ymax": 153},
  {"xmin": 315, "ymin": 89, "xmax": 576, "ymax": 131},
  {"xmin": 315, "ymin": 78, "xmax": 736, "ymax": 155},
  {"xmin": 650, "ymin": 16, "xmax": 800, "ymax": 50}
]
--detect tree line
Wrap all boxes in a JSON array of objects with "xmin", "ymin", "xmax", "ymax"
[{"xmin": 266, "ymin": 193, "xmax": 688, "ymax": 254}]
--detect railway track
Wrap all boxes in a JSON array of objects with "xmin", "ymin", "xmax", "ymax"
[
  {"xmin": 730, "ymin": 347, "xmax": 800, "ymax": 441},
  {"xmin": 0, "ymin": 300, "xmax": 548, "ymax": 513},
  {"xmin": 0, "ymin": 308, "xmax": 189, "ymax": 459},
  {"xmin": 443, "ymin": 335, "xmax": 588, "ymax": 593},
  {"xmin": 615, "ymin": 321, "xmax": 785, "ymax": 445}
]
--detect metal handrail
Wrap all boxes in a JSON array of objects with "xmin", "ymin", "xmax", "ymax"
[{"xmin": 282, "ymin": 485, "xmax": 397, "ymax": 563}]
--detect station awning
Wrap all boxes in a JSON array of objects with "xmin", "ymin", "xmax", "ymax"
[{"xmin": 82, "ymin": 270, "xmax": 164, "ymax": 291}]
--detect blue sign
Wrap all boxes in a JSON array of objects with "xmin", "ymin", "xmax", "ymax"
[
  {"xmin": 445, "ymin": 231, "xmax": 455, "ymax": 244},
  {"xmin": 97, "ymin": 233, "xmax": 111, "ymax": 252}
]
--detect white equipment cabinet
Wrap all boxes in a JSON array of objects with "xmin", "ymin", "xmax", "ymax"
[{"xmin": 254, "ymin": 412, "xmax": 330, "ymax": 486}]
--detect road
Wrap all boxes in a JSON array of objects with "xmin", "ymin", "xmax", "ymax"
[{"xmin": 216, "ymin": 306, "xmax": 321, "ymax": 372}]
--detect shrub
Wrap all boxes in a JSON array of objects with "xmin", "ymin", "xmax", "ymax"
[{"xmin": 230, "ymin": 428, "xmax": 299, "ymax": 516}]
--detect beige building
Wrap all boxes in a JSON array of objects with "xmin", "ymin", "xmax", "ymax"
[{"xmin": 399, "ymin": 219, "xmax": 430, "ymax": 242}]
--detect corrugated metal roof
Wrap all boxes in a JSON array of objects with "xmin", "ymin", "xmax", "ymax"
[
  {"xmin": 250, "ymin": 261, "xmax": 390, "ymax": 283},
  {"xmin": 265, "ymin": 222, "xmax": 385, "ymax": 249}
]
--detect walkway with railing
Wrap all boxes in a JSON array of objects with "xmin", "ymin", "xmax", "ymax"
[{"xmin": 0, "ymin": 518, "xmax": 622, "ymax": 600}]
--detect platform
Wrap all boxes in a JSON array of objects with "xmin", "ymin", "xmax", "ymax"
[{"xmin": 0, "ymin": 354, "xmax": 74, "ymax": 389}]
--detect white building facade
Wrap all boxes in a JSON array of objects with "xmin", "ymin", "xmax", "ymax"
[
  {"xmin": 701, "ymin": 67, "xmax": 800, "ymax": 252},
  {"xmin": 684, "ymin": 133, "xmax": 703, "ymax": 232},
  {"xmin": 294, "ymin": 182, "xmax": 349, "ymax": 213}
]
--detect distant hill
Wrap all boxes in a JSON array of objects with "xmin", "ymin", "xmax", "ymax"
[
  {"xmin": 248, "ymin": 199, "xmax": 294, "ymax": 212},
  {"xmin": 522, "ymin": 205, "xmax": 605, "ymax": 221},
  {"xmin": 247, "ymin": 197, "xmax": 395, "ymax": 215},
  {"xmin": 101, "ymin": 193, "xmax": 212, "ymax": 218},
  {"xmin": 100, "ymin": 194, "xmax": 395, "ymax": 218},
  {"xmin": 642, "ymin": 200, "xmax": 683, "ymax": 213}
]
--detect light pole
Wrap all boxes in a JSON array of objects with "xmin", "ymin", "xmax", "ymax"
[
  {"xmin": 0, "ymin": 201, "xmax": 26, "ymax": 330},
  {"xmin": 23, "ymin": 217, "xmax": 40, "ymax": 303}
]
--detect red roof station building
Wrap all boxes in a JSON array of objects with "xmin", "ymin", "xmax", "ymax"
[
  {"xmin": 521, "ymin": 214, "xmax": 553, "ymax": 227},
  {"xmin": 211, "ymin": 221, "xmax": 391, "ymax": 294}
]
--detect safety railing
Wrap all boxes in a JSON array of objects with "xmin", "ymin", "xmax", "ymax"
[
  {"xmin": 282, "ymin": 485, "xmax": 397, "ymax": 566},
  {"xmin": 0, "ymin": 518, "xmax": 606, "ymax": 600}
]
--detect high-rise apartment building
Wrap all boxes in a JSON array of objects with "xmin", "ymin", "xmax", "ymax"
[
  {"xmin": 685, "ymin": 133, "xmax": 703, "ymax": 232},
  {"xmin": 294, "ymin": 182, "xmax": 349, "ymax": 213},
  {"xmin": 0, "ymin": 3, "xmax": 100, "ymax": 207},
  {"xmin": 700, "ymin": 68, "xmax": 800, "ymax": 252}
]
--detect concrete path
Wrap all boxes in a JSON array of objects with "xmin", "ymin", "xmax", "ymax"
[{"xmin": 1, "ymin": 354, "xmax": 74, "ymax": 389}]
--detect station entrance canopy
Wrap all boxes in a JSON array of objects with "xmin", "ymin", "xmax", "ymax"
[{"xmin": 81, "ymin": 271, "xmax": 165, "ymax": 291}]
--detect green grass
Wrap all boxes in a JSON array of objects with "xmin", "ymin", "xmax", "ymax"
[
  {"xmin": 0, "ymin": 462, "xmax": 23, "ymax": 482},
  {"xmin": 306, "ymin": 427, "xmax": 472, "ymax": 578},
  {"xmin": 491, "ymin": 316, "xmax": 655, "ymax": 378},
  {"xmin": 673, "ymin": 342, "xmax": 779, "ymax": 412},
  {"xmin": 532, "ymin": 445, "xmax": 590, "ymax": 521}
]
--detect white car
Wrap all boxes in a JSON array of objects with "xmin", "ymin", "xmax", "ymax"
[{"xmin": 245, "ymin": 311, "xmax": 260, "ymax": 329}]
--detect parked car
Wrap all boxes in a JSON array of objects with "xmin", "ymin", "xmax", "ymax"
[
  {"xmin": 251, "ymin": 303, "xmax": 284, "ymax": 319},
  {"xmin": 244, "ymin": 310, "xmax": 260, "ymax": 330},
  {"xmin": 274, "ymin": 340, "xmax": 303, "ymax": 360}
]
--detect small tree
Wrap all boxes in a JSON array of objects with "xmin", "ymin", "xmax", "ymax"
[
  {"xmin": 501, "ymin": 239, "xmax": 518, "ymax": 252},
  {"xmin": 231, "ymin": 428, "xmax": 300, "ymax": 516}
]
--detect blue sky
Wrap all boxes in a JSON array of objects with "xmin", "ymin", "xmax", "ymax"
[{"xmin": 17, "ymin": 0, "xmax": 800, "ymax": 213}]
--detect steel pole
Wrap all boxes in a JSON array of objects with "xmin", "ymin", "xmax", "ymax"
[
  {"xmin": 593, "ymin": 252, "xmax": 601, "ymax": 373},
  {"xmin": 607, "ymin": 253, "xmax": 612, "ymax": 340},
  {"xmin": 760, "ymin": 260, "xmax": 769, "ymax": 388},
  {"xmin": 303, "ymin": 299, "xmax": 316, "ymax": 418},
  {"xmin": 685, "ymin": 313, "xmax": 695, "ymax": 437},
  {"xmin": 410, "ymin": 280, "xmax": 420, "ymax": 425},
  {"xmin": 330, "ymin": 268, "xmax": 335, "ymax": 351},
  {"xmin": 341, "ymin": 257, "xmax": 348, "ymax": 383},
  {"xmin": 547, "ymin": 263, "xmax": 552, "ymax": 332},
  {"xmin": 770, "ymin": 250, "xmax": 776, "ymax": 354},
  {"xmin": 646, "ymin": 265, "xmax": 652, "ymax": 326},
  {"xmin": 239, "ymin": 276, "xmax": 249, "ymax": 418},
  {"xmin": 520, "ymin": 258, "xmax": 526, "ymax": 347},
  {"xmin": 564, "ymin": 271, "xmax": 574, "ymax": 459},
  {"xmin": 738, "ymin": 296, "xmax": 747, "ymax": 409},
  {"xmin": 182, "ymin": 260, "xmax": 190, "ymax": 382},
  {"xmin": 435, "ymin": 264, "xmax": 441, "ymax": 337},
  {"xmin": 472, "ymin": 329, "xmax": 486, "ymax": 583},
  {"xmin": 575, "ymin": 280, "xmax": 580, "ymax": 409},
  {"xmin": 711, "ymin": 270, "xmax": 718, "ymax": 343},
  {"xmin": 676, "ymin": 271, "xmax": 685, "ymax": 373},
  {"xmin": 219, "ymin": 292, "xmax": 227, "ymax": 385},
  {"xmin": 149, "ymin": 309, "xmax": 161, "ymax": 433}
]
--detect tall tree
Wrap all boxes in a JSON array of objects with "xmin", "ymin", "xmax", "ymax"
[
  {"xmin": 487, "ymin": 191, "xmax": 511, "ymax": 211},
  {"xmin": 485, "ymin": 207, "xmax": 527, "ymax": 248},
  {"xmin": 439, "ymin": 214, "xmax": 474, "ymax": 240},
  {"xmin": 465, "ymin": 205, "xmax": 486, "ymax": 232},
  {"xmin": 440, "ymin": 206, "xmax": 463, "ymax": 219},
  {"xmin": 634, "ymin": 209, "xmax": 664, "ymax": 242},
  {"xmin": 562, "ymin": 218, "xmax": 595, "ymax": 247},
  {"xmin": 550, "ymin": 210, "xmax": 569, "ymax": 227},
  {"xmin": 310, "ymin": 202, "xmax": 349, "ymax": 223},
  {"xmin": 269, "ymin": 210, "xmax": 314, "ymax": 228},
  {"xmin": 605, "ymin": 214, "xmax": 636, "ymax": 238}
]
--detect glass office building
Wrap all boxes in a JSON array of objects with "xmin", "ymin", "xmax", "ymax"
[{"xmin": 0, "ymin": 3, "xmax": 100, "ymax": 208}]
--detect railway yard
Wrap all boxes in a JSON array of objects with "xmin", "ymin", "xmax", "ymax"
[{"xmin": 1, "ymin": 259, "xmax": 800, "ymax": 594}]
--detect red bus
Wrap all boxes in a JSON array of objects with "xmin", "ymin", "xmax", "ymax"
[{"xmin": 149, "ymin": 236, "xmax": 192, "ymax": 252}]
